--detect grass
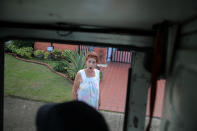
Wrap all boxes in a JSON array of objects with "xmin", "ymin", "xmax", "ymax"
[{"xmin": 4, "ymin": 54, "xmax": 73, "ymax": 103}]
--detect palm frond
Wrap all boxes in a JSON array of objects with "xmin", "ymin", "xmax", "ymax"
[{"xmin": 64, "ymin": 50, "xmax": 86, "ymax": 80}]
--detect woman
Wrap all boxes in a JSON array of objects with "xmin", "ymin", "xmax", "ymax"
[{"xmin": 72, "ymin": 51, "xmax": 101, "ymax": 109}]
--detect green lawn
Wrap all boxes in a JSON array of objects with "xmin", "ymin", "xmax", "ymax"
[{"xmin": 4, "ymin": 54, "xmax": 73, "ymax": 103}]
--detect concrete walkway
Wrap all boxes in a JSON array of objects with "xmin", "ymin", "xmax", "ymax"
[
  {"xmin": 4, "ymin": 96, "xmax": 124, "ymax": 131},
  {"xmin": 4, "ymin": 96, "xmax": 161, "ymax": 131}
]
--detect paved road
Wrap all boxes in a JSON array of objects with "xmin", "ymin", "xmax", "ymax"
[{"xmin": 4, "ymin": 96, "xmax": 160, "ymax": 131}]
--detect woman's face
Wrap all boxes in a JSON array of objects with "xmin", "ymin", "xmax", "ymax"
[{"xmin": 86, "ymin": 57, "xmax": 97, "ymax": 71}]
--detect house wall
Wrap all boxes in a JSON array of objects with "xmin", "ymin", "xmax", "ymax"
[
  {"xmin": 52, "ymin": 43, "xmax": 78, "ymax": 51},
  {"xmin": 94, "ymin": 47, "xmax": 107, "ymax": 64},
  {"xmin": 34, "ymin": 42, "xmax": 51, "ymax": 51},
  {"xmin": 34, "ymin": 42, "xmax": 78, "ymax": 51},
  {"xmin": 34, "ymin": 42, "xmax": 107, "ymax": 64}
]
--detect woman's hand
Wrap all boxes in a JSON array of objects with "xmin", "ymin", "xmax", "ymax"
[{"xmin": 72, "ymin": 91, "xmax": 78, "ymax": 100}]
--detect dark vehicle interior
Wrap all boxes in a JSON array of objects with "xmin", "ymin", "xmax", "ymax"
[{"xmin": 1, "ymin": 0, "xmax": 197, "ymax": 131}]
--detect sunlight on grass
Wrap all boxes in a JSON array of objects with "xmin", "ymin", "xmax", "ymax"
[{"xmin": 4, "ymin": 54, "xmax": 73, "ymax": 103}]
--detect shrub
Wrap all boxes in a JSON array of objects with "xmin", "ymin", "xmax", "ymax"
[
  {"xmin": 34, "ymin": 50, "xmax": 44, "ymax": 59},
  {"xmin": 64, "ymin": 51, "xmax": 86, "ymax": 80},
  {"xmin": 61, "ymin": 50, "xmax": 73, "ymax": 62},
  {"xmin": 96, "ymin": 66, "xmax": 104, "ymax": 81},
  {"xmin": 7, "ymin": 44, "xmax": 18, "ymax": 53},
  {"xmin": 44, "ymin": 52, "xmax": 50, "ymax": 59},
  {"xmin": 53, "ymin": 62, "xmax": 67, "ymax": 73},
  {"xmin": 61, "ymin": 50, "xmax": 73, "ymax": 59},
  {"xmin": 4, "ymin": 41, "xmax": 12, "ymax": 52},
  {"xmin": 52, "ymin": 49, "xmax": 62, "ymax": 60},
  {"xmin": 6, "ymin": 40, "xmax": 34, "ymax": 53},
  {"xmin": 16, "ymin": 47, "xmax": 33, "ymax": 58},
  {"xmin": 12, "ymin": 40, "xmax": 34, "ymax": 48},
  {"xmin": 48, "ymin": 53, "xmax": 53, "ymax": 60}
]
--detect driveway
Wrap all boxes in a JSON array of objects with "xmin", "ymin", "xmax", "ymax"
[
  {"xmin": 4, "ymin": 96, "xmax": 161, "ymax": 131},
  {"xmin": 3, "ymin": 96, "xmax": 124, "ymax": 131}
]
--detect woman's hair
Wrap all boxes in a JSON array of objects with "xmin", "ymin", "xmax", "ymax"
[{"xmin": 85, "ymin": 51, "xmax": 99, "ymax": 63}]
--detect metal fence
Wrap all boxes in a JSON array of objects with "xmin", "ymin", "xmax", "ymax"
[
  {"xmin": 109, "ymin": 48, "xmax": 132, "ymax": 63},
  {"xmin": 78, "ymin": 45, "xmax": 89, "ymax": 56},
  {"xmin": 78, "ymin": 46, "xmax": 132, "ymax": 64}
]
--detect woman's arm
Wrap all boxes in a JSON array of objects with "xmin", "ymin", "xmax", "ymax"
[{"xmin": 72, "ymin": 72, "xmax": 81, "ymax": 100}]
